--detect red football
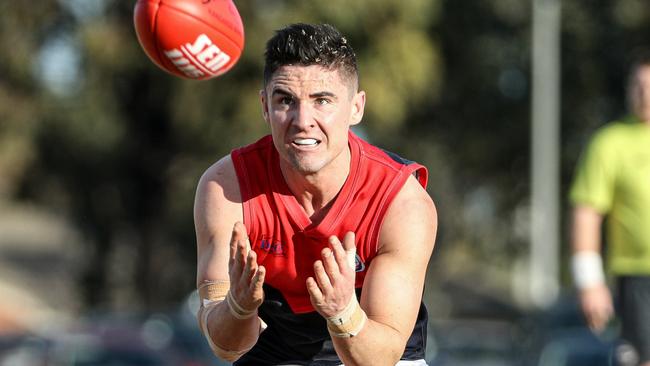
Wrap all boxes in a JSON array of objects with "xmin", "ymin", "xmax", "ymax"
[{"xmin": 134, "ymin": 0, "xmax": 244, "ymax": 80}]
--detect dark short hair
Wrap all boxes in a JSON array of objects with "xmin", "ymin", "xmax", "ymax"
[{"xmin": 263, "ymin": 23, "xmax": 358, "ymax": 89}]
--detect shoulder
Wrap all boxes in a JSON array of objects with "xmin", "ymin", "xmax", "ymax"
[
  {"xmin": 196, "ymin": 154, "xmax": 241, "ymax": 203},
  {"xmin": 590, "ymin": 119, "xmax": 636, "ymax": 148},
  {"xmin": 378, "ymin": 174, "xmax": 437, "ymax": 256},
  {"xmin": 194, "ymin": 154, "xmax": 243, "ymax": 237}
]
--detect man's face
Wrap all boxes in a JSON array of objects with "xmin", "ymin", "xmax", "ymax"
[
  {"xmin": 629, "ymin": 65, "xmax": 650, "ymax": 123},
  {"xmin": 260, "ymin": 65, "xmax": 365, "ymax": 175}
]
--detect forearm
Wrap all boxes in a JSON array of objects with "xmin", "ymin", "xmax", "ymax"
[
  {"xmin": 571, "ymin": 205, "xmax": 607, "ymax": 289},
  {"xmin": 571, "ymin": 205, "xmax": 603, "ymax": 253},
  {"xmin": 331, "ymin": 318, "xmax": 406, "ymax": 366}
]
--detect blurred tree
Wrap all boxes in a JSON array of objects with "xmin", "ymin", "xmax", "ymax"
[
  {"xmin": 3, "ymin": 0, "xmax": 649, "ymax": 316},
  {"xmin": 0, "ymin": 0, "xmax": 445, "ymax": 312}
]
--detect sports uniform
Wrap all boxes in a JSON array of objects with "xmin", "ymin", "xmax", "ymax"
[
  {"xmin": 229, "ymin": 131, "xmax": 429, "ymax": 365},
  {"xmin": 570, "ymin": 116, "xmax": 650, "ymax": 361}
]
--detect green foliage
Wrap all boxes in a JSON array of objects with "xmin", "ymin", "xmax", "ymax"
[
  {"xmin": 3, "ymin": 0, "xmax": 650, "ymax": 312},
  {"xmin": 0, "ymin": 0, "xmax": 445, "ymax": 310}
]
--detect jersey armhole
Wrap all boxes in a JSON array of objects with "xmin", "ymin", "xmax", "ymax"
[
  {"xmin": 231, "ymin": 149, "xmax": 254, "ymax": 232},
  {"xmin": 369, "ymin": 163, "xmax": 428, "ymax": 255}
]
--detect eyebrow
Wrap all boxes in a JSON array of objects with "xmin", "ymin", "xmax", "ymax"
[
  {"xmin": 310, "ymin": 91, "xmax": 337, "ymax": 99},
  {"xmin": 271, "ymin": 88, "xmax": 337, "ymax": 100},
  {"xmin": 271, "ymin": 88, "xmax": 292, "ymax": 98}
]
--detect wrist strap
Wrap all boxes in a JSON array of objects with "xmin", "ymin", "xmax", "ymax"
[
  {"xmin": 572, "ymin": 251, "xmax": 605, "ymax": 289},
  {"xmin": 326, "ymin": 295, "xmax": 367, "ymax": 338},
  {"xmin": 226, "ymin": 291, "xmax": 257, "ymax": 319},
  {"xmin": 198, "ymin": 280, "xmax": 230, "ymax": 306}
]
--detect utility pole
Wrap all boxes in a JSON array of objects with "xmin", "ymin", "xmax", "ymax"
[{"xmin": 530, "ymin": 0, "xmax": 561, "ymax": 308}]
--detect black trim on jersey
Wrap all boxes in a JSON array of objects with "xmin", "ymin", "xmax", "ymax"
[
  {"xmin": 381, "ymin": 148, "xmax": 424, "ymax": 182},
  {"xmin": 381, "ymin": 149, "xmax": 416, "ymax": 166}
]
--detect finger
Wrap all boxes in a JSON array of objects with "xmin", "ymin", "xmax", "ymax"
[
  {"xmin": 251, "ymin": 265, "xmax": 265, "ymax": 293},
  {"xmin": 342, "ymin": 232, "xmax": 356, "ymax": 252},
  {"xmin": 242, "ymin": 250, "xmax": 259, "ymax": 284},
  {"xmin": 329, "ymin": 235, "xmax": 353, "ymax": 272},
  {"xmin": 597, "ymin": 307, "xmax": 613, "ymax": 331},
  {"xmin": 228, "ymin": 238, "xmax": 242, "ymax": 281},
  {"xmin": 232, "ymin": 225, "xmax": 250, "ymax": 276},
  {"xmin": 587, "ymin": 308, "xmax": 609, "ymax": 333},
  {"xmin": 306, "ymin": 277, "xmax": 325, "ymax": 306},
  {"xmin": 586, "ymin": 309, "xmax": 602, "ymax": 332},
  {"xmin": 591, "ymin": 314, "xmax": 606, "ymax": 333},
  {"xmin": 330, "ymin": 237, "xmax": 350, "ymax": 274},
  {"xmin": 229, "ymin": 223, "xmax": 240, "ymax": 261},
  {"xmin": 313, "ymin": 260, "xmax": 333, "ymax": 294},
  {"xmin": 321, "ymin": 247, "xmax": 341, "ymax": 281},
  {"xmin": 229, "ymin": 222, "xmax": 247, "ymax": 262},
  {"xmin": 235, "ymin": 222, "xmax": 250, "ymax": 256},
  {"xmin": 230, "ymin": 244, "xmax": 244, "ymax": 279},
  {"xmin": 342, "ymin": 232, "xmax": 356, "ymax": 270}
]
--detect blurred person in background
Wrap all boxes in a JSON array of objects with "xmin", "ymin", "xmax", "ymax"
[
  {"xmin": 569, "ymin": 50, "xmax": 650, "ymax": 366},
  {"xmin": 193, "ymin": 23, "xmax": 437, "ymax": 365}
]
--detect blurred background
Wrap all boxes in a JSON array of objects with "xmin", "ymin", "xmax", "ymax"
[{"xmin": 0, "ymin": 0, "xmax": 648, "ymax": 365}]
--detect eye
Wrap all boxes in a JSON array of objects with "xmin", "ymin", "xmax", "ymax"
[
  {"xmin": 280, "ymin": 96, "xmax": 294, "ymax": 105},
  {"xmin": 315, "ymin": 98, "xmax": 331, "ymax": 105}
]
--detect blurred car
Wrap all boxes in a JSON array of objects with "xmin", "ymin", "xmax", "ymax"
[
  {"xmin": 527, "ymin": 292, "xmax": 628, "ymax": 366},
  {"xmin": 0, "ymin": 310, "xmax": 224, "ymax": 366},
  {"xmin": 40, "ymin": 315, "xmax": 204, "ymax": 366},
  {"xmin": 0, "ymin": 333, "xmax": 50, "ymax": 366},
  {"xmin": 427, "ymin": 318, "xmax": 527, "ymax": 366}
]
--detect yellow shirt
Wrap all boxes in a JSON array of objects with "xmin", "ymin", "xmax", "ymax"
[{"xmin": 570, "ymin": 117, "xmax": 650, "ymax": 275}]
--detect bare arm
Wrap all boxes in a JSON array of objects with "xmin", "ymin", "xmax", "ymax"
[
  {"xmin": 307, "ymin": 176, "xmax": 437, "ymax": 365},
  {"xmin": 572, "ymin": 205, "xmax": 604, "ymax": 253},
  {"xmin": 194, "ymin": 155, "xmax": 265, "ymax": 357},
  {"xmin": 571, "ymin": 204, "xmax": 613, "ymax": 333}
]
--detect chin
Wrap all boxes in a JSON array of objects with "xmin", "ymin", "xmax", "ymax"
[{"xmin": 289, "ymin": 157, "xmax": 327, "ymax": 175}]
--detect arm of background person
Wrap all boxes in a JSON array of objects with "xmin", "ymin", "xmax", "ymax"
[
  {"xmin": 331, "ymin": 175, "xmax": 437, "ymax": 366},
  {"xmin": 194, "ymin": 155, "xmax": 264, "ymax": 356},
  {"xmin": 571, "ymin": 204, "xmax": 614, "ymax": 333}
]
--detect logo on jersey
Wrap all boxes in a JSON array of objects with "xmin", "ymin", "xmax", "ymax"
[
  {"xmin": 257, "ymin": 238, "xmax": 285, "ymax": 256},
  {"xmin": 354, "ymin": 253, "xmax": 365, "ymax": 272},
  {"xmin": 163, "ymin": 34, "xmax": 231, "ymax": 79}
]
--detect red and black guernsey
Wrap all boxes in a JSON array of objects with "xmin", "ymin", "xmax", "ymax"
[{"xmin": 231, "ymin": 131, "xmax": 430, "ymax": 365}]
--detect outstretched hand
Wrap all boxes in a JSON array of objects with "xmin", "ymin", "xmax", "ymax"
[
  {"xmin": 228, "ymin": 222, "xmax": 265, "ymax": 313},
  {"xmin": 306, "ymin": 232, "xmax": 357, "ymax": 318}
]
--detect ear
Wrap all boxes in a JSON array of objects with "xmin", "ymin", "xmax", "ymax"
[
  {"xmin": 349, "ymin": 90, "xmax": 366, "ymax": 126},
  {"xmin": 260, "ymin": 89, "xmax": 270, "ymax": 123}
]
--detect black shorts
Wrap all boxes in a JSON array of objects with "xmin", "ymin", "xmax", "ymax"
[{"xmin": 617, "ymin": 276, "xmax": 650, "ymax": 363}]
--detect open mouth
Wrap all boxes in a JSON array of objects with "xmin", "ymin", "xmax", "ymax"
[{"xmin": 292, "ymin": 138, "xmax": 321, "ymax": 147}]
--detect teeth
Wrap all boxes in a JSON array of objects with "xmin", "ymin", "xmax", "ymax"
[{"xmin": 293, "ymin": 138, "xmax": 318, "ymax": 145}]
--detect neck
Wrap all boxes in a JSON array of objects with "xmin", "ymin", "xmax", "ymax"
[{"xmin": 280, "ymin": 148, "xmax": 351, "ymax": 219}]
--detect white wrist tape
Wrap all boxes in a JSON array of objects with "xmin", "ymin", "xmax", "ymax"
[
  {"xmin": 326, "ymin": 295, "xmax": 367, "ymax": 338},
  {"xmin": 198, "ymin": 280, "xmax": 230, "ymax": 306},
  {"xmin": 226, "ymin": 291, "xmax": 257, "ymax": 319},
  {"xmin": 571, "ymin": 251, "xmax": 605, "ymax": 289}
]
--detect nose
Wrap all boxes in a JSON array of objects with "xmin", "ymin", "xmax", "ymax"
[{"xmin": 291, "ymin": 101, "xmax": 315, "ymax": 130}]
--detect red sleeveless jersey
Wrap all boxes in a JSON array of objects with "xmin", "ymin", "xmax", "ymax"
[{"xmin": 231, "ymin": 131, "xmax": 427, "ymax": 314}]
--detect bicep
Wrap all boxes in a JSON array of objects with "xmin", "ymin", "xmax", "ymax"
[
  {"xmin": 360, "ymin": 176, "xmax": 437, "ymax": 339},
  {"xmin": 194, "ymin": 156, "xmax": 243, "ymax": 286}
]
